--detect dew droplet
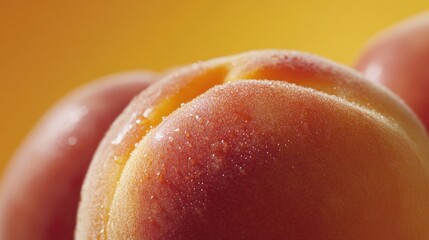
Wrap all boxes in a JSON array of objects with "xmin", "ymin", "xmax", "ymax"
[
  {"xmin": 114, "ymin": 155, "xmax": 124, "ymax": 164},
  {"xmin": 143, "ymin": 107, "xmax": 154, "ymax": 118},
  {"xmin": 111, "ymin": 123, "xmax": 133, "ymax": 145},
  {"xmin": 210, "ymin": 153, "xmax": 223, "ymax": 171},
  {"xmin": 155, "ymin": 131, "xmax": 164, "ymax": 141},
  {"xmin": 156, "ymin": 171, "xmax": 164, "ymax": 182},
  {"xmin": 189, "ymin": 157, "xmax": 197, "ymax": 166}
]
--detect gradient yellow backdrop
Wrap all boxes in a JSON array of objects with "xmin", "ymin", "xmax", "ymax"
[{"xmin": 1, "ymin": 1, "xmax": 428, "ymax": 173}]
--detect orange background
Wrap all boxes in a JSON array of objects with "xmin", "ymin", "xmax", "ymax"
[{"xmin": 1, "ymin": 1, "xmax": 428, "ymax": 173}]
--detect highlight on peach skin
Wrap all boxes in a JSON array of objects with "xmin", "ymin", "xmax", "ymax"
[
  {"xmin": 356, "ymin": 12, "xmax": 429, "ymax": 132},
  {"xmin": 72, "ymin": 50, "xmax": 429, "ymax": 239},
  {"xmin": 0, "ymin": 72, "xmax": 158, "ymax": 240}
]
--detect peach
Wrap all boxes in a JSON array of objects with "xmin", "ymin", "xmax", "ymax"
[
  {"xmin": 0, "ymin": 72, "xmax": 157, "ymax": 240},
  {"xmin": 77, "ymin": 50, "xmax": 429, "ymax": 239},
  {"xmin": 355, "ymin": 12, "xmax": 429, "ymax": 132}
]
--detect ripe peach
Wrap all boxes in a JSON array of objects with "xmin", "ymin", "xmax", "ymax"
[
  {"xmin": 355, "ymin": 12, "xmax": 429, "ymax": 132},
  {"xmin": 77, "ymin": 50, "xmax": 429, "ymax": 239},
  {"xmin": 0, "ymin": 72, "xmax": 157, "ymax": 240}
]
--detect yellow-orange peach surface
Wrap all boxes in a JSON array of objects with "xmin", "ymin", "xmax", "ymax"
[{"xmin": 77, "ymin": 50, "xmax": 429, "ymax": 239}]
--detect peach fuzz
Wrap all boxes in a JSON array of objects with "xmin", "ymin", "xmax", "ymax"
[
  {"xmin": 0, "ymin": 72, "xmax": 157, "ymax": 240},
  {"xmin": 355, "ymin": 12, "xmax": 429, "ymax": 132},
  {"xmin": 76, "ymin": 50, "xmax": 429, "ymax": 239}
]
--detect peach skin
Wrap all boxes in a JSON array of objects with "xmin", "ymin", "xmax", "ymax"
[
  {"xmin": 77, "ymin": 50, "xmax": 429, "ymax": 239},
  {"xmin": 0, "ymin": 71, "xmax": 157, "ymax": 240},
  {"xmin": 356, "ymin": 12, "xmax": 429, "ymax": 132}
]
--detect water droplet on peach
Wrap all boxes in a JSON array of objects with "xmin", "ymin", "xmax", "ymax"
[{"xmin": 143, "ymin": 107, "xmax": 154, "ymax": 118}]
